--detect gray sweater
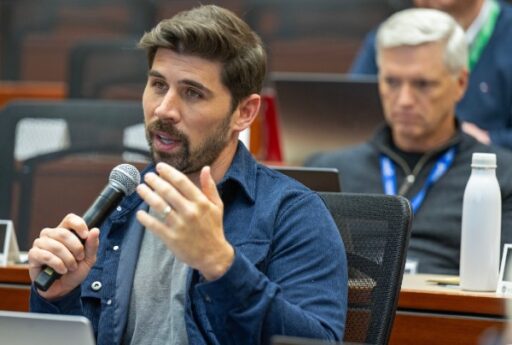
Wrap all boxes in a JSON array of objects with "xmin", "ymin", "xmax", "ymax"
[{"xmin": 306, "ymin": 125, "xmax": 512, "ymax": 275}]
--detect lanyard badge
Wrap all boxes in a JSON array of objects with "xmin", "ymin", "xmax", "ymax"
[{"xmin": 380, "ymin": 147, "xmax": 457, "ymax": 214}]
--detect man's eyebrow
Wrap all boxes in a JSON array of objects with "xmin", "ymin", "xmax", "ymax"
[
  {"xmin": 147, "ymin": 70, "xmax": 165, "ymax": 79},
  {"xmin": 179, "ymin": 79, "xmax": 213, "ymax": 97},
  {"xmin": 147, "ymin": 70, "xmax": 214, "ymax": 96}
]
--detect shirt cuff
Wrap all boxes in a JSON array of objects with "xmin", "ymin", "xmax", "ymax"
[
  {"xmin": 30, "ymin": 284, "xmax": 83, "ymax": 314},
  {"xmin": 195, "ymin": 248, "xmax": 276, "ymax": 309}
]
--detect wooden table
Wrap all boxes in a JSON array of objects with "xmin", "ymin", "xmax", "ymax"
[
  {"xmin": 0, "ymin": 269, "xmax": 508, "ymax": 344},
  {"xmin": 390, "ymin": 274, "xmax": 508, "ymax": 345},
  {"xmin": 0, "ymin": 265, "xmax": 30, "ymax": 312}
]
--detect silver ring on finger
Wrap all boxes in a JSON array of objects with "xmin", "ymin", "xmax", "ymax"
[{"xmin": 158, "ymin": 205, "xmax": 172, "ymax": 222}]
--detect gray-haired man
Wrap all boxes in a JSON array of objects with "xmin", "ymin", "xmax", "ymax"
[{"xmin": 307, "ymin": 8, "xmax": 512, "ymax": 275}]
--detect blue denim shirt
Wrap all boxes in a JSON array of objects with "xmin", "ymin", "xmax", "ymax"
[{"xmin": 30, "ymin": 142, "xmax": 348, "ymax": 345}]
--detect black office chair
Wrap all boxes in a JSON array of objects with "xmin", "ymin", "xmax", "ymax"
[
  {"xmin": 67, "ymin": 38, "xmax": 148, "ymax": 100},
  {"xmin": 318, "ymin": 192, "xmax": 412, "ymax": 345},
  {"xmin": 0, "ymin": 99, "xmax": 151, "ymax": 250}
]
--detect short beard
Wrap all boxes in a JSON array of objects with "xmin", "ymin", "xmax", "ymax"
[{"xmin": 146, "ymin": 112, "xmax": 233, "ymax": 174}]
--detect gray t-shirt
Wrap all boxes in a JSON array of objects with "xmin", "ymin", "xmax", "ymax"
[{"xmin": 122, "ymin": 208, "xmax": 189, "ymax": 345}]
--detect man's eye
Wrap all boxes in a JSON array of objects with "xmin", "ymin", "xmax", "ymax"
[
  {"xmin": 385, "ymin": 78, "xmax": 400, "ymax": 88},
  {"xmin": 185, "ymin": 88, "xmax": 203, "ymax": 99},
  {"xmin": 151, "ymin": 80, "xmax": 167, "ymax": 90},
  {"xmin": 413, "ymin": 80, "xmax": 434, "ymax": 90}
]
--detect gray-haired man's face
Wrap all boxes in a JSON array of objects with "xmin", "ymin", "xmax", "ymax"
[{"xmin": 378, "ymin": 42, "xmax": 467, "ymax": 151}]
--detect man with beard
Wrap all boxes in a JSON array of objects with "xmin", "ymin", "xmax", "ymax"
[
  {"xmin": 307, "ymin": 8, "xmax": 512, "ymax": 275},
  {"xmin": 351, "ymin": 0, "xmax": 512, "ymax": 150},
  {"xmin": 27, "ymin": 5, "xmax": 348, "ymax": 345}
]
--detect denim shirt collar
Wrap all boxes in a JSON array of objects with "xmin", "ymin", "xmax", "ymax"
[{"xmin": 217, "ymin": 141, "xmax": 257, "ymax": 204}]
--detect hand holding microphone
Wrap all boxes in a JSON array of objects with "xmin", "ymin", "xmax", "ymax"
[{"xmin": 28, "ymin": 164, "xmax": 140, "ymax": 295}]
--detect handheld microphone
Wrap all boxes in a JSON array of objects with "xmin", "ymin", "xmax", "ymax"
[{"xmin": 34, "ymin": 163, "xmax": 141, "ymax": 292}]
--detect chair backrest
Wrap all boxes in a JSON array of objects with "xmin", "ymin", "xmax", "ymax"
[
  {"xmin": 318, "ymin": 192, "xmax": 412, "ymax": 345},
  {"xmin": 0, "ymin": 99, "xmax": 151, "ymax": 250},
  {"xmin": 1, "ymin": 0, "xmax": 150, "ymax": 81},
  {"xmin": 67, "ymin": 37, "xmax": 148, "ymax": 100}
]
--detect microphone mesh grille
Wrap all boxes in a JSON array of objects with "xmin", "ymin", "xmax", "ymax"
[{"xmin": 109, "ymin": 164, "xmax": 141, "ymax": 195}]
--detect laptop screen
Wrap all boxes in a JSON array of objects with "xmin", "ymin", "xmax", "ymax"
[
  {"xmin": 0, "ymin": 311, "xmax": 96, "ymax": 345},
  {"xmin": 269, "ymin": 166, "xmax": 341, "ymax": 192},
  {"xmin": 272, "ymin": 72, "xmax": 383, "ymax": 165}
]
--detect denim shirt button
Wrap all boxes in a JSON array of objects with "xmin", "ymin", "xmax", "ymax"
[
  {"xmin": 106, "ymin": 299, "xmax": 112, "ymax": 305},
  {"xmin": 91, "ymin": 281, "xmax": 102, "ymax": 291},
  {"xmin": 113, "ymin": 245, "xmax": 120, "ymax": 251},
  {"xmin": 204, "ymin": 294, "xmax": 212, "ymax": 303},
  {"xmin": 116, "ymin": 206, "xmax": 122, "ymax": 212}
]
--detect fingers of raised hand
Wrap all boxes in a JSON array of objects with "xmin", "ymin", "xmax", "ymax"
[
  {"xmin": 136, "ymin": 182, "xmax": 175, "ymax": 223},
  {"xmin": 141, "ymin": 172, "xmax": 181, "ymax": 204},
  {"xmin": 136, "ymin": 209, "xmax": 176, "ymax": 244},
  {"xmin": 199, "ymin": 166, "xmax": 223, "ymax": 208},
  {"xmin": 156, "ymin": 163, "xmax": 201, "ymax": 200}
]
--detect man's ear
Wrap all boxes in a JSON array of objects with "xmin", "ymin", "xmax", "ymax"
[
  {"xmin": 455, "ymin": 68, "xmax": 469, "ymax": 102},
  {"xmin": 232, "ymin": 94, "xmax": 261, "ymax": 132}
]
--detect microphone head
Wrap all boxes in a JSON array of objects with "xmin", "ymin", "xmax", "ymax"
[{"xmin": 109, "ymin": 164, "xmax": 141, "ymax": 195}]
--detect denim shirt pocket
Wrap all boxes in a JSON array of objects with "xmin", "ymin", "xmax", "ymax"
[{"xmin": 235, "ymin": 239, "xmax": 271, "ymax": 272}]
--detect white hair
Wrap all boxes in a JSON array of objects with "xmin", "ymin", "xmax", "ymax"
[{"xmin": 376, "ymin": 8, "xmax": 468, "ymax": 73}]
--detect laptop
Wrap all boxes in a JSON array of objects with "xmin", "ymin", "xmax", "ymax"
[
  {"xmin": 271, "ymin": 335, "xmax": 340, "ymax": 345},
  {"xmin": 270, "ymin": 166, "xmax": 341, "ymax": 192},
  {"xmin": 271, "ymin": 72, "xmax": 383, "ymax": 165},
  {"xmin": 271, "ymin": 335, "xmax": 365, "ymax": 345},
  {"xmin": 0, "ymin": 311, "xmax": 95, "ymax": 345}
]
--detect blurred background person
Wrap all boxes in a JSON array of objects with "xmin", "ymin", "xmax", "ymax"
[
  {"xmin": 307, "ymin": 8, "xmax": 512, "ymax": 275},
  {"xmin": 350, "ymin": 0, "xmax": 512, "ymax": 150}
]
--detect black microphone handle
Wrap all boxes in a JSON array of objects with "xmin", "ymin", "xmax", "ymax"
[
  {"xmin": 83, "ymin": 184, "xmax": 125, "ymax": 228},
  {"xmin": 34, "ymin": 184, "xmax": 125, "ymax": 292}
]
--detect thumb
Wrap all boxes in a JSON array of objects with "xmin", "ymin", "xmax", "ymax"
[
  {"xmin": 83, "ymin": 228, "xmax": 100, "ymax": 267},
  {"xmin": 200, "ymin": 166, "xmax": 222, "ymax": 208}
]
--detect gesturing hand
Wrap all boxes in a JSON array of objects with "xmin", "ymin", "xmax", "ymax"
[
  {"xmin": 461, "ymin": 121, "xmax": 491, "ymax": 145},
  {"xmin": 136, "ymin": 163, "xmax": 234, "ymax": 281}
]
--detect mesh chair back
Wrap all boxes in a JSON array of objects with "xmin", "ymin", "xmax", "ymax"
[
  {"xmin": 319, "ymin": 192, "xmax": 412, "ymax": 345},
  {"xmin": 68, "ymin": 38, "xmax": 148, "ymax": 100},
  {"xmin": 0, "ymin": 99, "xmax": 150, "ymax": 250}
]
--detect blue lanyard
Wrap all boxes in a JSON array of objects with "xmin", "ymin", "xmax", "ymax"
[{"xmin": 379, "ymin": 147, "xmax": 457, "ymax": 214}]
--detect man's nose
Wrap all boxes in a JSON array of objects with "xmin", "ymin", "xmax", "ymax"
[
  {"xmin": 155, "ymin": 90, "xmax": 181, "ymax": 123},
  {"xmin": 396, "ymin": 84, "xmax": 415, "ymax": 107}
]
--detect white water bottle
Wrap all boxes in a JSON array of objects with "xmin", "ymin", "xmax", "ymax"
[{"xmin": 460, "ymin": 153, "xmax": 501, "ymax": 291}]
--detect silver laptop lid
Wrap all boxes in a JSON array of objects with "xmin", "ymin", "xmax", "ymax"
[{"xmin": 0, "ymin": 311, "xmax": 95, "ymax": 345}]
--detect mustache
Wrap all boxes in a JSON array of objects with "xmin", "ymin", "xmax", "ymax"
[{"xmin": 147, "ymin": 120, "xmax": 187, "ymax": 141}]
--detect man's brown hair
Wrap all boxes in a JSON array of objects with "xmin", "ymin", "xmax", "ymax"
[{"xmin": 139, "ymin": 5, "xmax": 267, "ymax": 111}]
